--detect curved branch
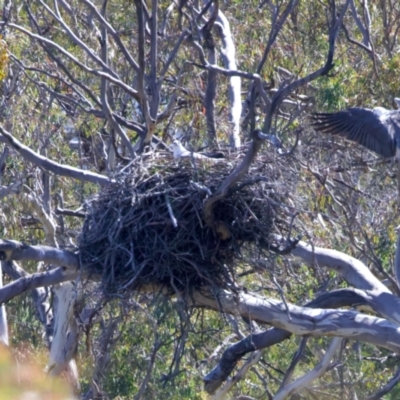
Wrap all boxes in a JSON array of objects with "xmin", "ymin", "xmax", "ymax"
[
  {"xmin": 203, "ymin": 129, "xmax": 265, "ymax": 239},
  {"xmin": 291, "ymin": 241, "xmax": 400, "ymax": 324},
  {"xmin": 0, "ymin": 267, "xmax": 78, "ymax": 305},
  {"xmin": 202, "ymin": 287, "xmax": 375, "ymax": 394},
  {"xmin": 200, "ymin": 283, "xmax": 400, "ymax": 394},
  {"xmin": 193, "ymin": 289, "xmax": 400, "ymax": 351},
  {"xmin": 291, "ymin": 240, "xmax": 389, "ymax": 293},
  {"xmin": 2, "ymin": 22, "xmax": 140, "ymax": 101},
  {"xmin": 274, "ymin": 337, "xmax": 342, "ymax": 400},
  {"xmin": 0, "ymin": 239, "xmax": 79, "ymax": 269},
  {"xmin": 268, "ymin": 0, "xmax": 350, "ymax": 119},
  {"xmin": 204, "ymin": 327, "xmax": 290, "ymax": 394},
  {"xmin": 0, "ymin": 127, "xmax": 110, "ymax": 186},
  {"xmin": 3, "ymin": 260, "xmax": 53, "ymax": 343}
]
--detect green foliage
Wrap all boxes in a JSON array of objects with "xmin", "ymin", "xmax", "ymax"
[
  {"xmin": 3, "ymin": 0, "xmax": 400, "ymax": 399},
  {"xmin": 0, "ymin": 38, "xmax": 8, "ymax": 82}
]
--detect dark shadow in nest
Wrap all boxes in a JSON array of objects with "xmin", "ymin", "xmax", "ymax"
[{"xmin": 78, "ymin": 156, "xmax": 282, "ymax": 296}]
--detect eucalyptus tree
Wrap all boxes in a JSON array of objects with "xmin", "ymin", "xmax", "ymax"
[{"xmin": 1, "ymin": 0, "xmax": 400, "ymax": 399}]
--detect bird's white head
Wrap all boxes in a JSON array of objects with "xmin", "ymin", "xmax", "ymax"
[
  {"xmin": 373, "ymin": 106, "xmax": 389, "ymax": 117},
  {"xmin": 171, "ymin": 140, "xmax": 187, "ymax": 158}
]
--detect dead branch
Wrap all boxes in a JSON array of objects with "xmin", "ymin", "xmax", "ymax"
[
  {"xmin": 291, "ymin": 240, "xmax": 389, "ymax": 293},
  {"xmin": 193, "ymin": 289, "xmax": 400, "ymax": 352},
  {"xmin": 0, "ymin": 267, "xmax": 79, "ymax": 305},
  {"xmin": 274, "ymin": 337, "xmax": 342, "ymax": 400},
  {"xmin": 202, "ymin": 0, "xmax": 219, "ymax": 143},
  {"xmin": 213, "ymin": 5, "xmax": 242, "ymax": 148},
  {"xmin": 0, "ymin": 240, "xmax": 78, "ymax": 268},
  {"xmin": 202, "ymin": 286, "xmax": 379, "ymax": 394},
  {"xmin": 0, "ymin": 127, "xmax": 110, "ymax": 186},
  {"xmin": 267, "ymin": 0, "xmax": 350, "ymax": 123},
  {"xmin": 2, "ymin": 260, "xmax": 53, "ymax": 344}
]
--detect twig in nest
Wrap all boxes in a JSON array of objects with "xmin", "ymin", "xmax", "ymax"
[
  {"xmin": 190, "ymin": 181, "xmax": 212, "ymax": 196},
  {"xmin": 279, "ymin": 127, "xmax": 302, "ymax": 157},
  {"xmin": 79, "ymin": 150, "xmax": 282, "ymax": 294},
  {"xmin": 165, "ymin": 195, "xmax": 178, "ymax": 228}
]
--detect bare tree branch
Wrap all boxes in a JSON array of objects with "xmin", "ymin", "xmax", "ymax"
[
  {"xmin": 48, "ymin": 282, "xmax": 79, "ymax": 379},
  {"xmin": 0, "ymin": 267, "xmax": 79, "ymax": 305},
  {"xmin": 98, "ymin": 2, "xmax": 135, "ymax": 159},
  {"xmin": 201, "ymin": 0, "xmax": 219, "ymax": 143},
  {"xmin": 202, "ymin": 286, "xmax": 381, "ymax": 394},
  {"xmin": 25, "ymin": 190, "xmax": 57, "ymax": 247},
  {"xmin": 135, "ymin": 0, "xmax": 154, "ymax": 148},
  {"xmin": 194, "ymin": 288, "xmax": 400, "ymax": 352},
  {"xmin": 266, "ymin": 0, "xmax": 350, "ymax": 126},
  {"xmin": 0, "ymin": 181, "xmax": 21, "ymax": 199},
  {"xmin": 0, "ymin": 239, "xmax": 78, "ymax": 269},
  {"xmin": 211, "ymin": 350, "xmax": 262, "ymax": 399},
  {"xmin": 279, "ymin": 337, "xmax": 309, "ymax": 390},
  {"xmin": 80, "ymin": 0, "xmax": 140, "ymax": 73},
  {"xmin": 0, "ymin": 126, "xmax": 110, "ymax": 186},
  {"xmin": 291, "ymin": 240, "xmax": 388, "ymax": 293},
  {"xmin": 274, "ymin": 337, "xmax": 342, "ymax": 400},
  {"xmin": 2, "ymin": 22, "xmax": 140, "ymax": 101},
  {"xmin": 2, "ymin": 260, "xmax": 53, "ymax": 344}
]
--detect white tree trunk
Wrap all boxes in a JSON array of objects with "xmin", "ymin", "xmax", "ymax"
[
  {"xmin": 216, "ymin": 11, "xmax": 242, "ymax": 148},
  {"xmin": 0, "ymin": 262, "xmax": 8, "ymax": 346},
  {"xmin": 48, "ymin": 282, "xmax": 80, "ymax": 391}
]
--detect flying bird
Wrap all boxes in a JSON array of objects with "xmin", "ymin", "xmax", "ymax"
[
  {"xmin": 310, "ymin": 100, "xmax": 400, "ymax": 195},
  {"xmin": 171, "ymin": 140, "xmax": 225, "ymax": 163}
]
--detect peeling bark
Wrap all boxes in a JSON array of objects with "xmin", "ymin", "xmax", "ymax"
[
  {"xmin": 201, "ymin": 286, "xmax": 393, "ymax": 394},
  {"xmin": 194, "ymin": 289, "xmax": 400, "ymax": 352}
]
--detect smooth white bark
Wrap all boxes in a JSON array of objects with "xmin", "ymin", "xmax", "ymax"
[
  {"xmin": 216, "ymin": 10, "xmax": 241, "ymax": 148},
  {"xmin": 0, "ymin": 262, "xmax": 8, "ymax": 346},
  {"xmin": 193, "ymin": 290, "xmax": 400, "ymax": 353},
  {"xmin": 48, "ymin": 283, "xmax": 79, "ymax": 379},
  {"xmin": 291, "ymin": 241, "xmax": 400, "ymax": 324}
]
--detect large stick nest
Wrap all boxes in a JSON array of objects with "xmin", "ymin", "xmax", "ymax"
[{"xmin": 78, "ymin": 152, "xmax": 287, "ymax": 294}]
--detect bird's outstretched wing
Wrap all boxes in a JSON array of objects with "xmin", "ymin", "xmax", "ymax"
[{"xmin": 310, "ymin": 107, "xmax": 397, "ymax": 158}]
